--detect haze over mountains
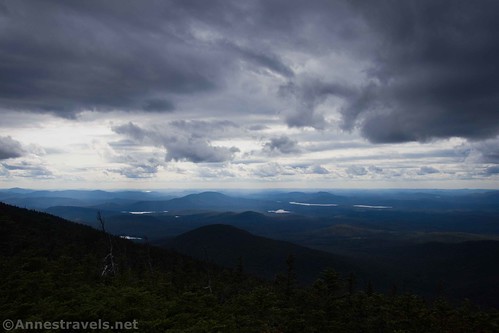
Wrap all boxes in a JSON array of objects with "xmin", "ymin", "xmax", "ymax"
[{"xmin": 2, "ymin": 187, "xmax": 498, "ymax": 211}]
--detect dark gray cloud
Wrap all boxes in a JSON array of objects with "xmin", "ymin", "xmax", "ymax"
[
  {"xmin": 164, "ymin": 137, "xmax": 239, "ymax": 163},
  {"xmin": 275, "ymin": 1, "xmax": 499, "ymax": 142},
  {"xmin": 247, "ymin": 125, "xmax": 269, "ymax": 131},
  {"xmin": 221, "ymin": 40, "xmax": 294, "ymax": 78},
  {"xmin": 279, "ymin": 78, "xmax": 356, "ymax": 130},
  {"xmin": 0, "ymin": 136, "xmax": 24, "ymax": 160},
  {"xmin": 0, "ymin": 0, "xmax": 366, "ymax": 120},
  {"xmin": 111, "ymin": 121, "xmax": 240, "ymax": 163},
  {"xmin": 170, "ymin": 120, "xmax": 239, "ymax": 137},
  {"xmin": 348, "ymin": 0, "xmax": 499, "ymax": 142},
  {"xmin": 107, "ymin": 158, "xmax": 161, "ymax": 179},
  {"xmin": 2, "ymin": 0, "xmax": 499, "ymax": 147},
  {"xmin": 483, "ymin": 166, "xmax": 499, "ymax": 176},
  {"xmin": 142, "ymin": 99, "xmax": 175, "ymax": 113},
  {"xmin": 346, "ymin": 165, "xmax": 368, "ymax": 176},
  {"xmin": 253, "ymin": 163, "xmax": 296, "ymax": 178},
  {"xmin": 0, "ymin": 1, "xmax": 223, "ymax": 116},
  {"xmin": 263, "ymin": 136, "xmax": 300, "ymax": 155},
  {"xmin": 163, "ymin": 122, "xmax": 243, "ymax": 163},
  {"xmin": 476, "ymin": 149, "xmax": 499, "ymax": 165},
  {"xmin": 107, "ymin": 140, "xmax": 142, "ymax": 150},
  {"xmin": 1, "ymin": 160, "xmax": 53, "ymax": 178},
  {"xmin": 418, "ymin": 166, "xmax": 440, "ymax": 175},
  {"xmin": 271, "ymin": 0, "xmax": 499, "ymax": 142},
  {"xmin": 368, "ymin": 165, "xmax": 383, "ymax": 174},
  {"xmin": 289, "ymin": 163, "xmax": 331, "ymax": 175},
  {"xmin": 464, "ymin": 138, "xmax": 499, "ymax": 164},
  {"xmin": 112, "ymin": 122, "xmax": 147, "ymax": 141}
]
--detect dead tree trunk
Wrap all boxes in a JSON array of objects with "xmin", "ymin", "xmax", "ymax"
[
  {"xmin": 143, "ymin": 235, "xmax": 153, "ymax": 274},
  {"xmin": 97, "ymin": 211, "xmax": 116, "ymax": 277},
  {"xmin": 203, "ymin": 247, "xmax": 213, "ymax": 293}
]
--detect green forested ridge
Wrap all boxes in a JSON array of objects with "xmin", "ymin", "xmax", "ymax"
[{"xmin": 1, "ymin": 202, "xmax": 498, "ymax": 332}]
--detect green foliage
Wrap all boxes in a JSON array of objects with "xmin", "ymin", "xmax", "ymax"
[{"xmin": 1, "ymin": 202, "xmax": 499, "ymax": 332}]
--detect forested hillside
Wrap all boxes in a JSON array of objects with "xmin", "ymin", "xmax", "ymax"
[
  {"xmin": 1, "ymin": 202, "xmax": 498, "ymax": 332},
  {"xmin": 164, "ymin": 224, "xmax": 364, "ymax": 284}
]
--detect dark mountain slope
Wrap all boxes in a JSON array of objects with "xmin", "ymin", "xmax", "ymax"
[
  {"xmin": 198, "ymin": 211, "xmax": 317, "ymax": 236},
  {"xmin": 1, "ymin": 202, "xmax": 498, "ymax": 331},
  {"xmin": 0, "ymin": 203, "xmax": 270, "ymax": 331},
  {"xmin": 0, "ymin": 202, "xmax": 210, "ymax": 275},
  {"xmin": 165, "ymin": 224, "xmax": 363, "ymax": 284},
  {"xmin": 370, "ymin": 240, "xmax": 499, "ymax": 307}
]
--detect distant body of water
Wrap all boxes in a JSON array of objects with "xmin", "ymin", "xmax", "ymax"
[
  {"xmin": 353, "ymin": 205, "xmax": 392, "ymax": 209},
  {"xmin": 289, "ymin": 202, "xmax": 338, "ymax": 207},
  {"xmin": 268, "ymin": 209, "xmax": 291, "ymax": 214},
  {"xmin": 123, "ymin": 211, "xmax": 168, "ymax": 214}
]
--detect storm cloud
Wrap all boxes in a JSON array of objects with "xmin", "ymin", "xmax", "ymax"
[
  {"xmin": 112, "ymin": 121, "xmax": 240, "ymax": 163},
  {"xmin": 346, "ymin": 166, "xmax": 368, "ymax": 177},
  {"xmin": 464, "ymin": 137, "xmax": 499, "ymax": 164},
  {"xmin": 2, "ymin": 160, "xmax": 53, "ymax": 178},
  {"xmin": 164, "ymin": 137, "xmax": 239, "ymax": 163},
  {"xmin": 349, "ymin": 0, "xmax": 499, "ymax": 142},
  {"xmin": 2, "ymin": 0, "xmax": 499, "ymax": 143},
  {"xmin": 484, "ymin": 166, "xmax": 499, "ymax": 176},
  {"xmin": 108, "ymin": 158, "xmax": 162, "ymax": 179},
  {"xmin": 418, "ymin": 166, "xmax": 440, "ymax": 175},
  {"xmin": 0, "ymin": 1, "xmax": 224, "ymax": 116},
  {"xmin": 263, "ymin": 136, "xmax": 300, "ymax": 155},
  {"xmin": 112, "ymin": 122, "xmax": 147, "ymax": 142},
  {"xmin": 1, "ymin": 0, "xmax": 499, "ymax": 187},
  {"xmin": 0, "ymin": 136, "xmax": 24, "ymax": 160}
]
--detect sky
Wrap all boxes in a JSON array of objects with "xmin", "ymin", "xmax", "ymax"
[{"xmin": 1, "ymin": 0, "xmax": 499, "ymax": 190}]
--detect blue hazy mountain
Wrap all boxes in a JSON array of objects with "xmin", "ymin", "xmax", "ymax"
[
  {"xmin": 126, "ymin": 191, "xmax": 275, "ymax": 212},
  {"xmin": 2, "ymin": 188, "xmax": 499, "ymax": 213},
  {"xmin": 0, "ymin": 189, "xmax": 174, "ymax": 209}
]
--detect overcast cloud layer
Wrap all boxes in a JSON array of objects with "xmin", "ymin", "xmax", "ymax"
[{"xmin": 1, "ymin": 0, "xmax": 498, "ymax": 189}]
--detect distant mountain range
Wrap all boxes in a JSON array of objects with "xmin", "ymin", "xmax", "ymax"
[
  {"xmin": 2, "ymin": 188, "xmax": 499, "ymax": 213},
  {"xmin": 0, "ymin": 188, "xmax": 174, "ymax": 210},
  {"xmin": 125, "ymin": 191, "xmax": 275, "ymax": 212}
]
